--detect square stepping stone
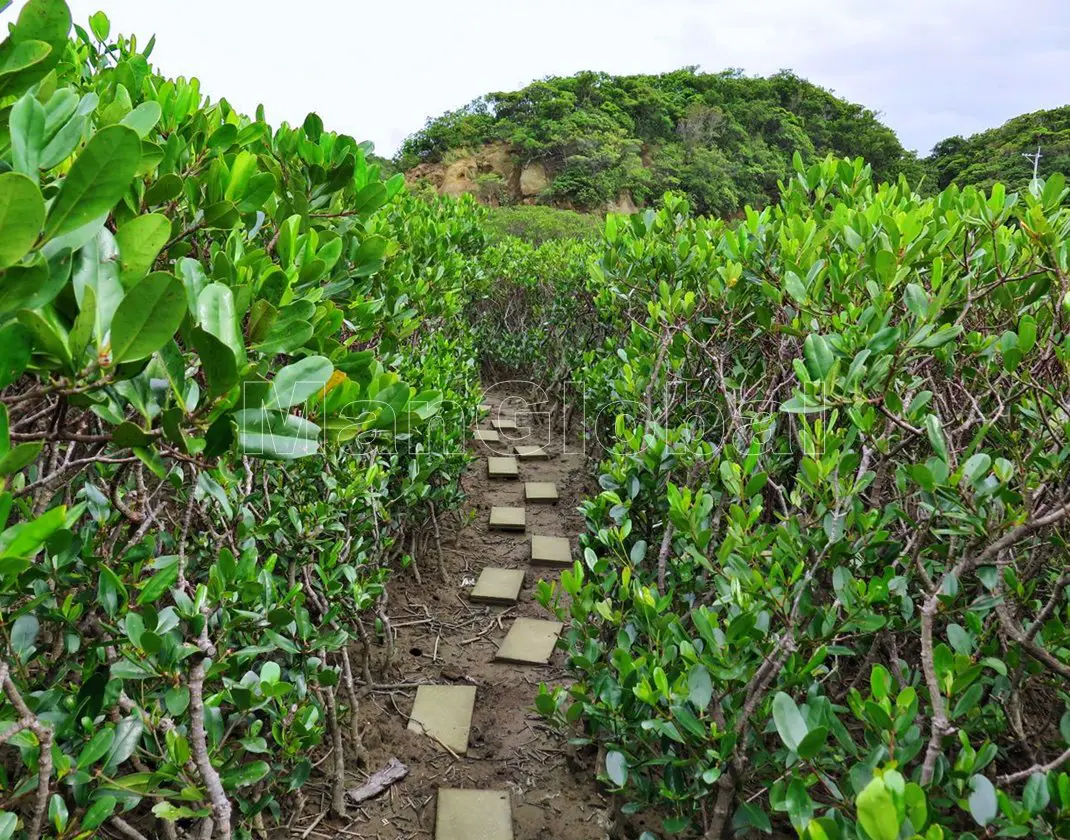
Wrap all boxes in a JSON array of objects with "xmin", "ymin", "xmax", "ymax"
[
  {"xmin": 515, "ymin": 445, "xmax": 549, "ymax": 460},
  {"xmin": 489, "ymin": 507, "xmax": 526, "ymax": 531},
  {"xmin": 492, "ymin": 417, "xmax": 518, "ymax": 431},
  {"xmin": 470, "ymin": 568, "xmax": 525, "ymax": 605},
  {"xmin": 531, "ymin": 535, "xmax": 572, "ymax": 567},
  {"xmin": 473, "ymin": 429, "xmax": 500, "ymax": 443},
  {"xmin": 436, "ymin": 789, "xmax": 512, "ymax": 840},
  {"xmin": 408, "ymin": 685, "xmax": 476, "ymax": 755},
  {"xmin": 495, "ymin": 618, "xmax": 562, "ymax": 665},
  {"xmin": 525, "ymin": 482, "xmax": 558, "ymax": 503},
  {"xmin": 479, "ymin": 404, "xmax": 492, "ymax": 412},
  {"xmin": 487, "ymin": 457, "xmax": 519, "ymax": 478}
]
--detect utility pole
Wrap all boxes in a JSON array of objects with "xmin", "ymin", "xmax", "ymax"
[{"xmin": 1022, "ymin": 145, "xmax": 1043, "ymax": 182}]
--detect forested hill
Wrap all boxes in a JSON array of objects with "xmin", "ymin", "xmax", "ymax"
[
  {"xmin": 927, "ymin": 106, "xmax": 1070, "ymax": 193},
  {"xmin": 396, "ymin": 68, "xmax": 920, "ymax": 215}
]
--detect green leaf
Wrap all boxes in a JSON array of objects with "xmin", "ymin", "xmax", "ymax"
[
  {"xmin": 77, "ymin": 727, "xmax": 115, "ymax": 769},
  {"xmin": 803, "ymin": 334, "xmax": 835, "ymax": 379},
  {"xmin": 0, "ymin": 504, "xmax": 65, "ymax": 558},
  {"xmin": 221, "ymin": 760, "xmax": 270, "ymax": 789},
  {"xmin": 110, "ymin": 272, "xmax": 188, "ymax": 363},
  {"xmin": 88, "ymin": 10, "xmax": 110, "ymax": 41},
  {"xmin": 784, "ymin": 271, "xmax": 808, "ymax": 304},
  {"xmin": 967, "ymin": 774, "xmax": 997, "ymax": 827},
  {"xmin": 191, "ymin": 327, "xmax": 238, "ymax": 398},
  {"xmin": 0, "ymin": 323, "xmax": 33, "ymax": 388},
  {"xmin": 0, "ymin": 41, "xmax": 53, "ymax": 101},
  {"xmin": 11, "ymin": 614, "xmax": 39, "ymax": 661},
  {"xmin": 115, "ymin": 214, "xmax": 170, "ymax": 287},
  {"xmin": 68, "ymin": 283, "xmax": 96, "ymax": 363},
  {"xmin": 856, "ymin": 778, "xmax": 898, "ymax": 840},
  {"xmin": 111, "ymin": 421, "xmax": 153, "ymax": 448},
  {"xmin": 796, "ymin": 726, "xmax": 828, "ymax": 760},
  {"xmin": 197, "ymin": 283, "xmax": 245, "ymax": 364},
  {"xmin": 6, "ymin": 0, "xmax": 71, "ymax": 93},
  {"xmin": 10, "ymin": 93, "xmax": 45, "ymax": 178},
  {"xmin": 42, "ymin": 125, "xmax": 141, "ymax": 241},
  {"xmin": 904, "ymin": 283, "xmax": 929, "ymax": 319},
  {"xmin": 0, "ymin": 255, "xmax": 67, "ymax": 317},
  {"xmin": 103, "ymin": 716, "xmax": 142, "ymax": 773},
  {"xmin": 234, "ymin": 409, "xmax": 320, "ymax": 460},
  {"xmin": 687, "ymin": 665, "xmax": 712, "ymax": 709},
  {"xmin": 71, "ymin": 227, "xmax": 123, "ymax": 344},
  {"xmin": 925, "ymin": 415, "xmax": 948, "ymax": 463},
  {"xmin": 120, "ymin": 101, "xmax": 162, "ymax": 138},
  {"xmin": 17, "ymin": 307, "xmax": 71, "ymax": 370},
  {"xmin": 48, "ymin": 793, "xmax": 67, "ymax": 833},
  {"xmin": 81, "ymin": 796, "xmax": 117, "ymax": 830},
  {"xmin": 0, "ymin": 172, "xmax": 45, "ymax": 268},
  {"xmin": 264, "ymin": 356, "xmax": 333, "ymax": 410},
  {"xmin": 165, "ymin": 686, "xmax": 190, "ymax": 716},
  {"xmin": 1023, "ymin": 772, "xmax": 1050, "ymax": 814},
  {"xmin": 947, "ymin": 623, "xmax": 972, "ymax": 655},
  {"xmin": 772, "ymin": 691, "xmax": 808, "ymax": 753},
  {"xmin": 962, "ymin": 453, "xmax": 991, "ymax": 485},
  {"xmin": 137, "ymin": 558, "xmax": 179, "ymax": 605},
  {"xmin": 605, "ymin": 750, "xmax": 628, "ymax": 787},
  {"xmin": 224, "ymin": 150, "xmax": 257, "ymax": 202},
  {"xmin": 0, "ymin": 442, "xmax": 43, "ymax": 477}
]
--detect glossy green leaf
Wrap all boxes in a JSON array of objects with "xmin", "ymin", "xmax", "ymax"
[
  {"xmin": 0, "ymin": 172, "xmax": 45, "ymax": 268},
  {"xmin": 115, "ymin": 214, "xmax": 171, "ymax": 287},
  {"xmin": 110, "ymin": 272, "xmax": 188, "ymax": 363},
  {"xmin": 10, "ymin": 93, "xmax": 46, "ymax": 178},
  {"xmin": 771, "ymin": 691, "xmax": 808, "ymax": 753},
  {"xmin": 857, "ymin": 778, "xmax": 898, "ymax": 840},
  {"xmin": 42, "ymin": 124, "xmax": 141, "ymax": 241},
  {"xmin": 605, "ymin": 750, "xmax": 628, "ymax": 787},
  {"xmin": 234, "ymin": 409, "xmax": 320, "ymax": 460},
  {"xmin": 264, "ymin": 356, "xmax": 333, "ymax": 410}
]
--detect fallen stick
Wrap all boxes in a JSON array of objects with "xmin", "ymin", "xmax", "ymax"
[{"xmin": 346, "ymin": 758, "xmax": 409, "ymax": 805}]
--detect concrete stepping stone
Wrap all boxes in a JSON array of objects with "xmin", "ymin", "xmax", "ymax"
[
  {"xmin": 525, "ymin": 482, "xmax": 558, "ymax": 503},
  {"xmin": 494, "ymin": 618, "xmax": 563, "ymax": 665},
  {"xmin": 492, "ymin": 417, "xmax": 518, "ymax": 431},
  {"xmin": 436, "ymin": 789, "xmax": 512, "ymax": 840},
  {"xmin": 487, "ymin": 457, "xmax": 519, "ymax": 478},
  {"xmin": 489, "ymin": 507, "xmax": 526, "ymax": 531},
  {"xmin": 473, "ymin": 429, "xmax": 500, "ymax": 443},
  {"xmin": 531, "ymin": 535, "xmax": 572, "ymax": 567},
  {"xmin": 515, "ymin": 445, "xmax": 549, "ymax": 460},
  {"xmin": 408, "ymin": 685, "xmax": 476, "ymax": 755},
  {"xmin": 479, "ymin": 404, "xmax": 492, "ymax": 412},
  {"xmin": 470, "ymin": 568, "xmax": 525, "ymax": 605}
]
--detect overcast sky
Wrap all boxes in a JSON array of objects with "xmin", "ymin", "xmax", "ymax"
[{"xmin": 9, "ymin": 0, "xmax": 1069, "ymax": 158}]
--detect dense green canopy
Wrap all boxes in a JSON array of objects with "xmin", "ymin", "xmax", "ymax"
[
  {"xmin": 926, "ymin": 106, "xmax": 1070, "ymax": 193},
  {"xmin": 397, "ymin": 68, "xmax": 921, "ymax": 215}
]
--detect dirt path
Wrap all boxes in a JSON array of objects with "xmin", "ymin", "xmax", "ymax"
[{"xmin": 300, "ymin": 387, "xmax": 608, "ymax": 839}]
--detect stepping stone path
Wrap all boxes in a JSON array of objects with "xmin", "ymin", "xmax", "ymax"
[
  {"xmin": 531, "ymin": 535, "xmax": 572, "ymax": 567},
  {"xmin": 489, "ymin": 506, "xmax": 526, "ymax": 531},
  {"xmin": 436, "ymin": 789, "xmax": 513, "ymax": 840},
  {"xmin": 408, "ymin": 685, "xmax": 477, "ymax": 755},
  {"xmin": 430, "ymin": 396, "xmax": 576, "ymax": 837},
  {"xmin": 495, "ymin": 617, "xmax": 564, "ymax": 665},
  {"xmin": 525, "ymin": 481, "xmax": 558, "ymax": 502},
  {"xmin": 470, "ymin": 567, "xmax": 525, "ymax": 604},
  {"xmin": 487, "ymin": 457, "xmax": 519, "ymax": 478}
]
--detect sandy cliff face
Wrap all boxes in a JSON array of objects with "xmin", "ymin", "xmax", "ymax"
[{"xmin": 405, "ymin": 143, "xmax": 635, "ymax": 214}]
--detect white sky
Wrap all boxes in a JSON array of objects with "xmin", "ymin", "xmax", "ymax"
[{"xmin": 8, "ymin": 0, "xmax": 1069, "ymax": 157}]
